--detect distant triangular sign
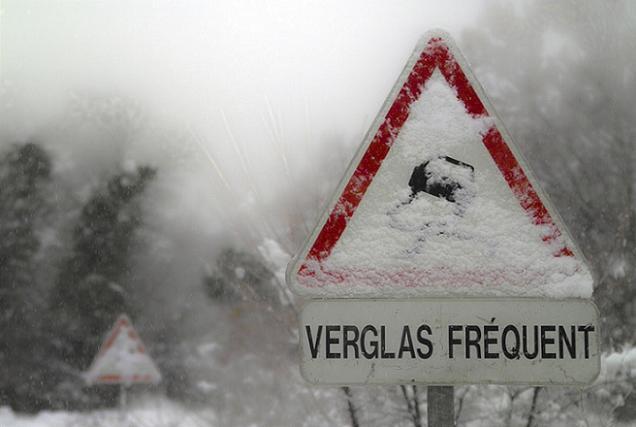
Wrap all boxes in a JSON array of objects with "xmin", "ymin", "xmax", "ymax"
[
  {"xmin": 288, "ymin": 31, "xmax": 592, "ymax": 298},
  {"xmin": 84, "ymin": 314, "xmax": 161, "ymax": 386}
]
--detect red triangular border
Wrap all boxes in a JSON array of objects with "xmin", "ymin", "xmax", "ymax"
[
  {"xmin": 94, "ymin": 315, "xmax": 146, "ymax": 358},
  {"xmin": 299, "ymin": 36, "xmax": 572, "ymax": 280},
  {"xmin": 86, "ymin": 314, "xmax": 159, "ymax": 384}
]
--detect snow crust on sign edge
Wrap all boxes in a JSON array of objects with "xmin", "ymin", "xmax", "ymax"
[
  {"xmin": 84, "ymin": 321, "xmax": 161, "ymax": 386},
  {"xmin": 296, "ymin": 69, "xmax": 593, "ymax": 300}
]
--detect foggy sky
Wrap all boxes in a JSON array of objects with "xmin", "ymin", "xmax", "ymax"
[{"xmin": 0, "ymin": 0, "xmax": 482, "ymax": 253}]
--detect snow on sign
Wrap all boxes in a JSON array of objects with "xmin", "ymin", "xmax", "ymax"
[
  {"xmin": 287, "ymin": 31, "xmax": 593, "ymax": 298},
  {"xmin": 84, "ymin": 314, "xmax": 161, "ymax": 386}
]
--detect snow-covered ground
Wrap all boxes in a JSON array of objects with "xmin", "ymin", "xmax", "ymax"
[
  {"xmin": 0, "ymin": 398, "xmax": 216, "ymax": 427},
  {"xmin": 3, "ymin": 349, "xmax": 636, "ymax": 427}
]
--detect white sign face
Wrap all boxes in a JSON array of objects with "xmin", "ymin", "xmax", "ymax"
[
  {"xmin": 287, "ymin": 32, "xmax": 592, "ymax": 299},
  {"xmin": 300, "ymin": 299, "xmax": 600, "ymax": 385},
  {"xmin": 84, "ymin": 314, "xmax": 162, "ymax": 386}
]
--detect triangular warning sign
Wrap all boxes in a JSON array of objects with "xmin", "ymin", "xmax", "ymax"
[
  {"xmin": 84, "ymin": 314, "xmax": 161, "ymax": 385},
  {"xmin": 288, "ymin": 31, "xmax": 592, "ymax": 299}
]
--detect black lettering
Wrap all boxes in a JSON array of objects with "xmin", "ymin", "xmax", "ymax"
[
  {"xmin": 541, "ymin": 325, "xmax": 556, "ymax": 359},
  {"xmin": 502, "ymin": 325, "xmax": 520, "ymax": 359},
  {"xmin": 448, "ymin": 325, "xmax": 462, "ymax": 359},
  {"xmin": 305, "ymin": 325, "xmax": 322, "ymax": 358},
  {"xmin": 417, "ymin": 325, "xmax": 433, "ymax": 359},
  {"xmin": 558, "ymin": 325, "xmax": 576, "ymax": 359},
  {"xmin": 326, "ymin": 325, "xmax": 340, "ymax": 359},
  {"xmin": 398, "ymin": 326, "xmax": 416, "ymax": 358},
  {"xmin": 343, "ymin": 325, "xmax": 360, "ymax": 359},
  {"xmin": 578, "ymin": 324, "xmax": 595, "ymax": 359},
  {"xmin": 484, "ymin": 325, "xmax": 499, "ymax": 359},
  {"xmin": 361, "ymin": 325, "xmax": 379, "ymax": 359},
  {"xmin": 523, "ymin": 325, "xmax": 539, "ymax": 359},
  {"xmin": 465, "ymin": 325, "xmax": 482, "ymax": 359},
  {"xmin": 380, "ymin": 326, "xmax": 395, "ymax": 358}
]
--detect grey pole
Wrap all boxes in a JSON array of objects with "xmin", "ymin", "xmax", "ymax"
[
  {"xmin": 119, "ymin": 384, "xmax": 128, "ymax": 423},
  {"xmin": 427, "ymin": 386, "xmax": 454, "ymax": 427}
]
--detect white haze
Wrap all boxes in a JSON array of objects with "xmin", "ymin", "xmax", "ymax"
[
  {"xmin": 0, "ymin": 1, "xmax": 481, "ymax": 325},
  {"xmin": 1, "ymin": 1, "xmax": 479, "ymax": 227}
]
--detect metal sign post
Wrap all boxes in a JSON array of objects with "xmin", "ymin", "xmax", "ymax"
[
  {"xmin": 428, "ymin": 386, "xmax": 454, "ymax": 427},
  {"xmin": 119, "ymin": 384, "xmax": 128, "ymax": 422}
]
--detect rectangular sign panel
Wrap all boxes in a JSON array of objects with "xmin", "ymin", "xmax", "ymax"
[{"xmin": 300, "ymin": 299, "xmax": 600, "ymax": 385}]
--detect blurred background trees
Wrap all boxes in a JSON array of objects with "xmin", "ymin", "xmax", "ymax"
[
  {"xmin": 49, "ymin": 165, "xmax": 157, "ymax": 408},
  {"xmin": 52, "ymin": 166, "xmax": 156, "ymax": 370},
  {"xmin": 0, "ymin": 139, "xmax": 158, "ymax": 411}
]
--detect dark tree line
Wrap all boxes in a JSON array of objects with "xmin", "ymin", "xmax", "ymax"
[
  {"xmin": 0, "ymin": 140, "xmax": 289, "ymax": 414},
  {"xmin": 0, "ymin": 143, "xmax": 52, "ymax": 412},
  {"xmin": 0, "ymin": 142, "xmax": 156, "ymax": 411}
]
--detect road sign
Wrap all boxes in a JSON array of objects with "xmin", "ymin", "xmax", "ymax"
[
  {"xmin": 287, "ymin": 31, "xmax": 592, "ymax": 299},
  {"xmin": 300, "ymin": 299, "xmax": 600, "ymax": 385},
  {"xmin": 84, "ymin": 314, "xmax": 161, "ymax": 386},
  {"xmin": 288, "ymin": 31, "xmax": 600, "ymax": 388}
]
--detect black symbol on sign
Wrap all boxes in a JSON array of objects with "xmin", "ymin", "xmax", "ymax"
[
  {"xmin": 386, "ymin": 155, "xmax": 476, "ymax": 249},
  {"xmin": 408, "ymin": 156, "xmax": 475, "ymax": 203}
]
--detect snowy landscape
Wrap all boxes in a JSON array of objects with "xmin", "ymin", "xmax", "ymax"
[{"xmin": 1, "ymin": 0, "xmax": 635, "ymax": 426}]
